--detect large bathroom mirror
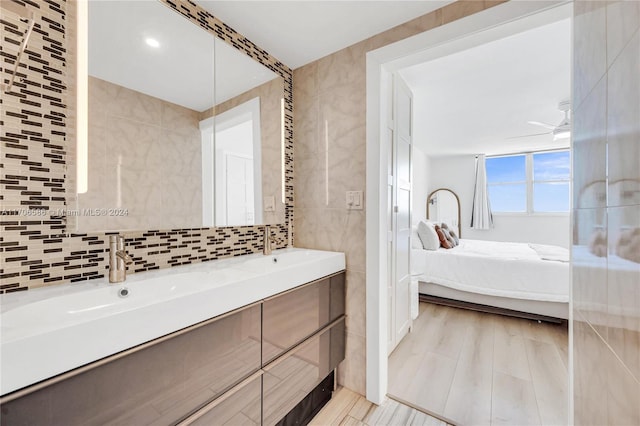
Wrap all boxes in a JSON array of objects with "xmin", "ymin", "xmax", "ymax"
[
  {"xmin": 73, "ymin": 0, "xmax": 285, "ymax": 232},
  {"xmin": 427, "ymin": 188, "xmax": 461, "ymax": 237}
]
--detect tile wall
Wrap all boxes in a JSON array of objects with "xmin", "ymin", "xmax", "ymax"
[
  {"xmin": 79, "ymin": 76, "xmax": 203, "ymax": 232},
  {"xmin": 572, "ymin": 1, "xmax": 640, "ymax": 423},
  {"xmin": 0, "ymin": 0, "xmax": 293, "ymax": 293},
  {"xmin": 293, "ymin": 0, "xmax": 507, "ymax": 396}
]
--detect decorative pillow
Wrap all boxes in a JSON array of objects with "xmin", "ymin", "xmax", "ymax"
[
  {"xmin": 417, "ymin": 221, "xmax": 439, "ymax": 250},
  {"xmin": 434, "ymin": 224, "xmax": 453, "ymax": 249},
  {"xmin": 441, "ymin": 227, "xmax": 457, "ymax": 247},
  {"xmin": 440, "ymin": 223, "xmax": 459, "ymax": 246},
  {"xmin": 449, "ymin": 229, "xmax": 460, "ymax": 245},
  {"xmin": 411, "ymin": 227, "xmax": 424, "ymax": 249}
]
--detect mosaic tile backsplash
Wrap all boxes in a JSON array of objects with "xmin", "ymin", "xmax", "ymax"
[{"xmin": 0, "ymin": 0, "xmax": 293, "ymax": 293}]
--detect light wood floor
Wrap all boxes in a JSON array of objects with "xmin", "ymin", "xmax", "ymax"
[
  {"xmin": 310, "ymin": 387, "xmax": 452, "ymax": 426},
  {"xmin": 388, "ymin": 302, "xmax": 569, "ymax": 426}
]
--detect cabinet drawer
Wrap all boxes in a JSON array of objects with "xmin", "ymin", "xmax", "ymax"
[
  {"xmin": 263, "ymin": 277, "xmax": 330, "ymax": 363},
  {"xmin": 262, "ymin": 318, "xmax": 346, "ymax": 426},
  {"xmin": 0, "ymin": 303, "xmax": 261, "ymax": 426},
  {"xmin": 263, "ymin": 272, "xmax": 345, "ymax": 364},
  {"xmin": 185, "ymin": 373, "xmax": 262, "ymax": 426}
]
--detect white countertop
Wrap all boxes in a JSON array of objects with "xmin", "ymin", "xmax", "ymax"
[{"xmin": 0, "ymin": 248, "xmax": 345, "ymax": 396}]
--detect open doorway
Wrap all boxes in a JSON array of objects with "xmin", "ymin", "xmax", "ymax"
[{"xmin": 366, "ymin": 2, "xmax": 572, "ymax": 424}]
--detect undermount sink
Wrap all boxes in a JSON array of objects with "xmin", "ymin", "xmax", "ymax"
[
  {"xmin": 226, "ymin": 248, "xmax": 341, "ymax": 273},
  {"xmin": 0, "ymin": 248, "xmax": 345, "ymax": 396}
]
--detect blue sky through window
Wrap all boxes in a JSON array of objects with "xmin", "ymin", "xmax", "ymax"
[
  {"xmin": 486, "ymin": 155, "xmax": 525, "ymax": 183},
  {"xmin": 488, "ymin": 184, "xmax": 526, "ymax": 212},
  {"xmin": 486, "ymin": 151, "xmax": 570, "ymax": 213},
  {"xmin": 534, "ymin": 182, "xmax": 570, "ymax": 212},
  {"xmin": 533, "ymin": 151, "xmax": 570, "ymax": 181}
]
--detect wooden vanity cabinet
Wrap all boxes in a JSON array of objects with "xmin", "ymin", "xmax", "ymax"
[
  {"xmin": 0, "ymin": 271, "xmax": 346, "ymax": 426},
  {"xmin": 0, "ymin": 303, "xmax": 262, "ymax": 426}
]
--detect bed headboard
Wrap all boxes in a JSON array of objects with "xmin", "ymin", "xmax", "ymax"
[{"xmin": 427, "ymin": 188, "xmax": 461, "ymax": 237}]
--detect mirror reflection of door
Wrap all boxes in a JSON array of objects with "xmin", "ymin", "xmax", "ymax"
[
  {"xmin": 201, "ymin": 97, "xmax": 262, "ymax": 227},
  {"xmin": 223, "ymin": 153, "xmax": 254, "ymax": 225}
]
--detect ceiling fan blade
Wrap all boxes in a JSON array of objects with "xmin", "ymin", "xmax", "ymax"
[
  {"xmin": 527, "ymin": 120, "xmax": 556, "ymax": 130},
  {"xmin": 507, "ymin": 132, "xmax": 552, "ymax": 140}
]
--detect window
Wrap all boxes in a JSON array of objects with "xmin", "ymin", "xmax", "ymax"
[
  {"xmin": 486, "ymin": 150, "xmax": 570, "ymax": 213},
  {"xmin": 486, "ymin": 155, "xmax": 527, "ymax": 212}
]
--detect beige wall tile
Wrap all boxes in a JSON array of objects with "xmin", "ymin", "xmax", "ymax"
[
  {"xmin": 345, "ymin": 270, "xmax": 366, "ymax": 338},
  {"xmin": 337, "ymin": 332, "xmax": 366, "ymax": 395}
]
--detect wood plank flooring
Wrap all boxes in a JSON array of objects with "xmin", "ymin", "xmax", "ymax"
[
  {"xmin": 388, "ymin": 302, "xmax": 568, "ymax": 426},
  {"xmin": 310, "ymin": 387, "xmax": 451, "ymax": 426}
]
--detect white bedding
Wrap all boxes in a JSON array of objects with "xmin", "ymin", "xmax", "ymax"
[{"xmin": 411, "ymin": 239, "xmax": 570, "ymax": 303}]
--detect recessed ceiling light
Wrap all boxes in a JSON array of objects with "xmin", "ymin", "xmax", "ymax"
[{"xmin": 145, "ymin": 38, "xmax": 160, "ymax": 48}]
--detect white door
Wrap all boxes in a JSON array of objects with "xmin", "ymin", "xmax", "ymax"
[
  {"xmin": 225, "ymin": 153, "xmax": 255, "ymax": 225},
  {"xmin": 388, "ymin": 74, "xmax": 413, "ymax": 353}
]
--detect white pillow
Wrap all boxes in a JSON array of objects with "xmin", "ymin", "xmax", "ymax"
[
  {"xmin": 411, "ymin": 227, "xmax": 424, "ymax": 249},
  {"xmin": 417, "ymin": 221, "xmax": 439, "ymax": 250}
]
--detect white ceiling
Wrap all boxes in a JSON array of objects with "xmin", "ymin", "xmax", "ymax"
[
  {"xmin": 89, "ymin": 1, "xmax": 278, "ymax": 112},
  {"xmin": 89, "ymin": 1, "xmax": 570, "ymax": 155},
  {"xmin": 198, "ymin": 1, "xmax": 453, "ymax": 69},
  {"xmin": 400, "ymin": 17, "xmax": 571, "ymax": 157}
]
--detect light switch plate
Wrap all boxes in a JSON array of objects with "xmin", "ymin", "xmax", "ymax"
[
  {"xmin": 264, "ymin": 196, "xmax": 275, "ymax": 212},
  {"xmin": 346, "ymin": 191, "xmax": 363, "ymax": 210}
]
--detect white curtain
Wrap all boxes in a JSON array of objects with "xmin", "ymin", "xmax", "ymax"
[{"xmin": 470, "ymin": 154, "xmax": 493, "ymax": 230}]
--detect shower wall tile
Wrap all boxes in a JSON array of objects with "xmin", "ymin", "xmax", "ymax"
[
  {"xmin": 606, "ymin": 0, "xmax": 640, "ymax": 67},
  {"xmin": 573, "ymin": 0, "xmax": 607, "ymax": 109},
  {"xmin": 293, "ymin": 0, "xmax": 508, "ymax": 396},
  {"xmin": 607, "ymin": 30, "xmax": 640, "ymax": 206},
  {"xmin": 573, "ymin": 316, "xmax": 609, "ymax": 426},
  {"xmin": 573, "ymin": 208, "xmax": 608, "ymax": 337},
  {"xmin": 605, "ymin": 343, "xmax": 640, "ymax": 425},
  {"xmin": 0, "ymin": 0, "xmax": 293, "ymax": 293},
  {"xmin": 572, "ymin": 77, "xmax": 607, "ymax": 209},
  {"xmin": 606, "ymin": 205, "xmax": 640, "ymax": 380},
  {"xmin": 573, "ymin": 0, "xmax": 640, "ymax": 421}
]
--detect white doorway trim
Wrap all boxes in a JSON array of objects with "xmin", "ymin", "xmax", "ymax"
[{"xmin": 365, "ymin": 0, "xmax": 570, "ymax": 405}]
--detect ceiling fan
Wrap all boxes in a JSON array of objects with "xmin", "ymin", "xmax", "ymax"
[{"xmin": 509, "ymin": 100, "xmax": 571, "ymax": 141}]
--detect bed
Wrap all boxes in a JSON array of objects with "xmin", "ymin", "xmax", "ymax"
[{"xmin": 411, "ymin": 238, "xmax": 570, "ymax": 321}]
